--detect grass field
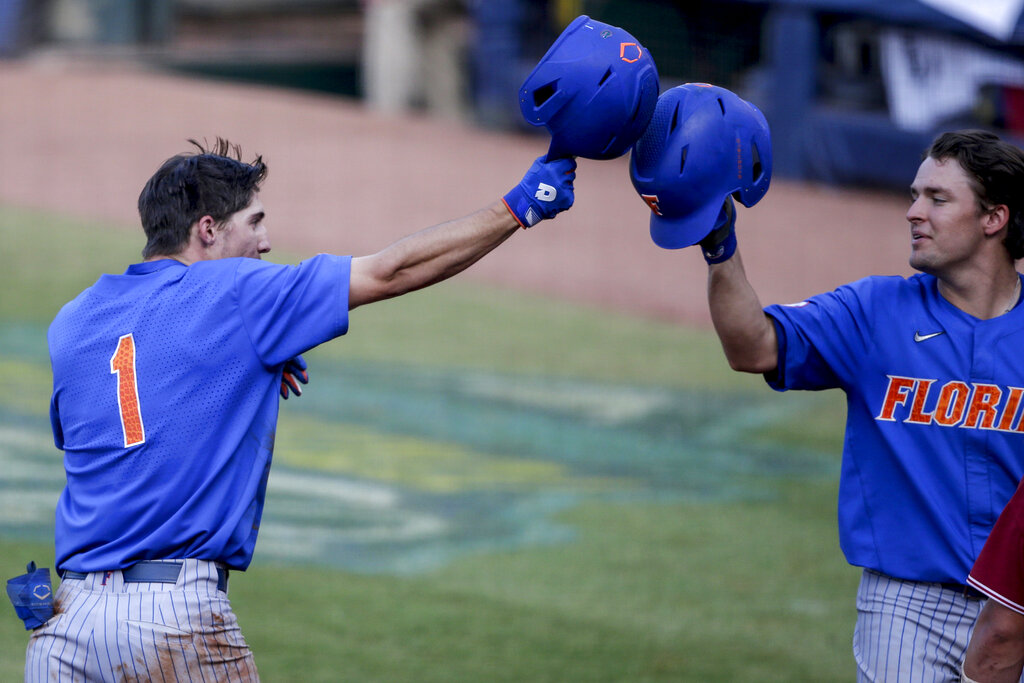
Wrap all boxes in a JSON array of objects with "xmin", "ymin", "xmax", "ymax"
[{"xmin": 0, "ymin": 206, "xmax": 858, "ymax": 681}]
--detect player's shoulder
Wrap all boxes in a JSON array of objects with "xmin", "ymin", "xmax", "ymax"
[
  {"xmin": 189, "ymin": 256, "xmax": 260, "ymax": 274},
  {"xmin": 835, "ymin": 273, "xmax": 930, "ymax": 300},
  {"xmin": 186, "ymin": 257, "xmax": 288, "ymax": 288},
  {"xmin": 769, "ymin": 273, "xmax": 928, "ymax": 318},
  {"xmin": 217, "ymin": 254, "xmax": 350, "ymax": 283},
  {"xmin": 48, "ymin": 271, "xmax": 119, "ymax": 328},
  {"xmin": 191, "ymin": 256, "xmax": 307, "ymax": 276}
]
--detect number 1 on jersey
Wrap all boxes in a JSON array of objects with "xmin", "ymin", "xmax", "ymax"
[{"xmin": 110, "ymin": 333, "xmax": 146, "ymax": 447}]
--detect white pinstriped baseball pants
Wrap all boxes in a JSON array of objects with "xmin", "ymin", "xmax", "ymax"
[
  {"xmin": 24, "ymin": 559, "xmax": 258, "ymax": 682},
  {"xmin": 854, "ymin": 569, "xmax": 990, "ymax": 683}
]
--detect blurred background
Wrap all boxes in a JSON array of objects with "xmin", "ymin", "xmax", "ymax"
[{"xmin": 4, "ymin": 0, "xmax": 1024, "ymax": 191}]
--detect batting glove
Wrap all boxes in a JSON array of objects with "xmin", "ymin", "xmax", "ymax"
[
  {"xmin": 280, "ymin": 355, "xmax": 309, "ymax": 400},
  {"xmin": 5, "ymin": 561, "xmax": 53, "ymax": 630},
  {"xmin": 502, "ymin": 155, "xmax": 577, "ymax": 228},
  {"xmin": 700, "ymin": 197, "xmax": 737, "ymax": 265}
]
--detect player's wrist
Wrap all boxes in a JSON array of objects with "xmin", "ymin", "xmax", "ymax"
[
  {"xmin": 701, "ymin": 228, "xmax": 736, "ymax": 265},
  {"xmin": 700, "ymin": 198, "xmax": 737, "ymax": 265},
  {"xmin": 501, "ymin": 189, "xmax": 537, "ymax": 229}
]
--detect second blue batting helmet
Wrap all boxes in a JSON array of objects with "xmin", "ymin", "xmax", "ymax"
[
  {"xmin": 519, "ymin": 15, "xmax": 659, "ymax": 160},
  {"xmin": 629, "ymin": 83, "xmax": 772, "ymax": 249}
]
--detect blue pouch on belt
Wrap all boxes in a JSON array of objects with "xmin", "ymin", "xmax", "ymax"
[{"xmin": 6, "ymin": 562, "xmax": 54, "ymax": 630}]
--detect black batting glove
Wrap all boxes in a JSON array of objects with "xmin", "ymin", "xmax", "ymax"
[{"xmin": 700, "ymin": 197, "xmax": 737, "ymax": 265}]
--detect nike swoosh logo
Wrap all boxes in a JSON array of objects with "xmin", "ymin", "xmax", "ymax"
[{"xmin": 914, "ymin": 331, "xmax": 945, "ymax": 342}]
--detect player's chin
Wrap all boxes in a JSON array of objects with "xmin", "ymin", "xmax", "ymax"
[{"xmin": 908, "ymin": 250, "xmax": 939, "ymax": 273}]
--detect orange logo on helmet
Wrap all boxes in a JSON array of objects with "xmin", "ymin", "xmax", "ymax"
[
  {"xmin": 620, "ymin": 43, "xmax": 642, "ymax": 63},
  {"xmin": 641, "ymin": 193, "xmax": 663, "ymax": 215}
]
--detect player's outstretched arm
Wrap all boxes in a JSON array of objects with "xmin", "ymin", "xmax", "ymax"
[
  {"xmin": 348, "ymin": 156, "xmax": 575, "ymax": 309},
  {"xmin": 962, "ymin": 600, "xmax": 1024, "ymax": 683},
  {"xmin": 704, "ymin": 201, "xmax": 778, "ymax": 374}
]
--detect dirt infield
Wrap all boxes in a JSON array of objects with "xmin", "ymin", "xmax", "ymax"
[{"xmin": 0, "ymin": 58, "xmax": 915, "ymax": 326}]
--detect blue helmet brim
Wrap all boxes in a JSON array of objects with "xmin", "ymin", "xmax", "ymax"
[{"xmin": 649, "ymin": 197, "xmax": 724, "ymax": 250}]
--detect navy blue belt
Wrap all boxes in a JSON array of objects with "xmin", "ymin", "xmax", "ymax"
[
  {"xmin": 939, "ymin": 582, "xmax": 986, "ymax": 601},
  {"xmin": 60, "ymin": 560, "xmax": 228, "ymax": 593}
]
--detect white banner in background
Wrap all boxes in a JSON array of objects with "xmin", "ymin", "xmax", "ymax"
[
  {"xmin": 920, "ymin": 0, "xmax": 1024, "ymax": 42},
  {"xmin": 880, "ymin": 28, "xmax": 1024, "ymax": 131}
]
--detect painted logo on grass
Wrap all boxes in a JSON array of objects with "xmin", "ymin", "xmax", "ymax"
[{"xmin": 0, "ymin": 355, "xmax": 836, "ymax": 575}]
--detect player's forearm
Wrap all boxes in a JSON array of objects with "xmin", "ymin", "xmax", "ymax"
[
  {"xmin": 963, "ymin": 603, "xmax": 1024, "ymax": 683},
  {"xmin": 350, "ymin": 203, "xmax": 518, "ymax": 308},
  {"xmin": 963, "ymin": 649, "xmax": 1024, "ymax": 683},
  {"xmin": 707, "ymin": 250, "xmax": 778, "ymax": 374}
]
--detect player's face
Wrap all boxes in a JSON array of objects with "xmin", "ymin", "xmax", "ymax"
[
  {"xmin": 906, "ymin": 157, "xmax": 987, "ymax": 275},
  {"xmin": 218, "ymin": 195, "xmax": 271, "ymax": 259}
]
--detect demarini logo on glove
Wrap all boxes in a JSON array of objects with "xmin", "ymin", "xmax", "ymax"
[{"xmin": 534, "ymin": 183, "xmax": 557, "ymax": 202}]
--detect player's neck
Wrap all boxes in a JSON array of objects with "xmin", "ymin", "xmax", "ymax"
[
  {"xmin": 144, "ymin": 254, "xmax": 193, "ymax": 266},
  {"xmin": 936, "ymin": 266, "xmax": 1021, "ymax": 320}
]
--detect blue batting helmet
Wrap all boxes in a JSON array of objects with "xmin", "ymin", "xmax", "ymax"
[
  {"xmin": 519, "ymin": 15, "xmax": 659, "ymax": 160},
  {"xmin": 629, "ymin": 83, "xmax": 772, "ymax": 249}
]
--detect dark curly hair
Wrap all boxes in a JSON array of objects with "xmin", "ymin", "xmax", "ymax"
[
  {"xmin": 137, "ymin": 138, "xmax": 268, "ymax": 258},
  {"xmin": 926, "ymin": 130, "xmax": 1024, "ymax": 260}
]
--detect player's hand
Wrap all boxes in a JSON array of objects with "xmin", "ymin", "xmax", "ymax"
[
  {"xmin": 502, "ymin": 155, "xmax": 577, "ymax": 228},
  {"xmin": 700, "ymin": 196, "xmax": 737, "ymax": 264},
  {"xmin": 280, "ymin": 355, "xmax": 308, "ymax": 400}
]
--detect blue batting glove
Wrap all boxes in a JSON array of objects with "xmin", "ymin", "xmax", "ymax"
[
  {"xmin": 502, "ymin": 156, "xmax": 577, "ymax": 228},
  {"xmin": 280, "ymin": 355, "xmax": 309, "ymax": 400},
  {"xmin": 700, "ymin": 197, "xmax": 737, "ymax": 265},
  {"xmin": 6, "ymin": 562, "xmax": 53, "ymax": 630}
]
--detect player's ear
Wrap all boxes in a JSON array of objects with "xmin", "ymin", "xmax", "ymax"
[
  {"xmin": 983, "ymin": 204, "xmax": 1010, "ymax": 236},
  {"xmin": 195, "ymin": 215, "xmax": 218, "ymax": 246}
]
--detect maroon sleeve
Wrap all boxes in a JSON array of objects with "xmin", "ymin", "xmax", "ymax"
[{"xmin": 968, "ymin": 478, "xmax": 1024, "ymax": 616}]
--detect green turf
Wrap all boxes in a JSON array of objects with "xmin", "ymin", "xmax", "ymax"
[
  {"xmin": 0, "ymin": 482, "xmax": 856, "ymax": 682},
  {"xmin": 0, "ymin": 205, "xmax": 857, "ymax": 681}
]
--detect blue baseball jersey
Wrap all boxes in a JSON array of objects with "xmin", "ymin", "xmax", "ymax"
[
  {"xmin": 766, "ymin": 272, "xmax": 1024, "ymax": 584},
  {"xmin": 47, "ymin": 255, "xmax": 351, "ymax": 572}
]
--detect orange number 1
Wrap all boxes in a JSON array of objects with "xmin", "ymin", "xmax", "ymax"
[{"xmin": 110, "ymin": 333, "xmax": 146, "ymax": 448}]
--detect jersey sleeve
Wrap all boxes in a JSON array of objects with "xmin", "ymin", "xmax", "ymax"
[
  {"xmin": 967, "ymin": 477, "xmax": 1024, "ymax": 615},
  {"xmin": 234, "ymin": 254, "xmax": 352, "ymax": 366},
  {"xmin": 764, "ymin": 278, "xmax": 881, "ymax": 392}
]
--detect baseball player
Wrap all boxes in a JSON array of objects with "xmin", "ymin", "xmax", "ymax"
[
  {"xmin": 22, "ymin": 138, "xmax": 576, "ymax": 681},
  {"xmin": 708, "ymin": 129, "xmax": 1024, "ymax": 680},
  {"xmin": 632, "ymin": 95, "xmax": 1024, "ymax": 680},
  {"xmin": 962, "ymin": 477, "xmax": 1024, "ymax": 682}
]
